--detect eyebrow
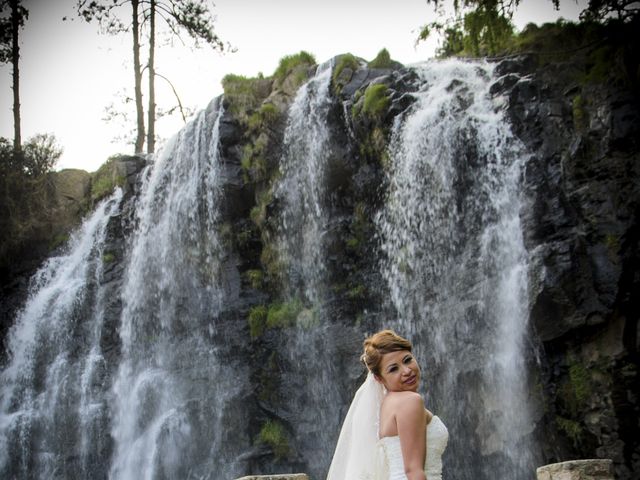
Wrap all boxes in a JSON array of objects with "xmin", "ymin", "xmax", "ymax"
[
  {"xmin": 385, "ymin": 362, "xmax": 398, "ymax": 372},
  {"xmin": 385, "ymin": 354, "xmax": 411, "ymax": 372}
]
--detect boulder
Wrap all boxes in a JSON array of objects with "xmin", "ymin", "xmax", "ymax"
[{"xmin": 537, "ymin": 459, "xmax": 614, "ymax": 480}]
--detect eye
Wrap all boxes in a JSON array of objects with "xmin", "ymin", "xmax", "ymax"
[
  {"xmin": 388, "ymin": 366, "xmax": 398, "ymax": 373},
  {"xmin": 403, "ymin": 356, "xmax": 413, "ymax": 364}
]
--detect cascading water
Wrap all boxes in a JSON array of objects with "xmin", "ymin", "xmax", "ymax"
[
  {"xmin": 0, "ymin": 188, "xmax": 123, "ymax": 479},
  {"xmin": 0, "ymin": 97, "xmax": 250, "ymax": 480},
  {"xmin": 376, "ymin": 59, "xmax": 537, "ymax": 479},
  {"xmin": 109, "ymin": 97, "xmax": 247, "ymax": 480},
  {"xmin": 272, "ymin": 62, "xmax": 347, "ymax": 480},
  {"xmin": 275, "ymin": 61, "xmax": 333, "ymax": 304}
]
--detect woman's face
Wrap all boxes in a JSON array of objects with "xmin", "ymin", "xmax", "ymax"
[{"xmin": 376, "ymin": 349, "xmax": 421, "ymax": 393}]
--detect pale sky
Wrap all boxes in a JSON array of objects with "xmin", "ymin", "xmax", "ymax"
[{"xmin": 0, "ymin": 0, "xmax": 585, "ymax": 172}]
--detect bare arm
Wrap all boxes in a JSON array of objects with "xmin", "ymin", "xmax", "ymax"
[{"xmin": 396, "ymin": 392, "xmax": 427, "ymax": 480}]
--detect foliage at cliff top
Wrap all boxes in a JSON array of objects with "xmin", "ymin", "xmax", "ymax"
[
  {"xmin": 221, "ymin": 73, "xmax": 270, "ymax": 116},
  {"xmin": 272, "ymin": 50, "xmax": 316, "ymax": 84},
  {"xmin": 333, "ymin": 53, "xmax": 361, "ymax": 85},
  {"xmin": 91, "ymin": 156, "xmax": 126, "ymax": 203},
  {"xmin": 368, "ymin": 48, "xmax": 395, "ymax": 69},
  {"xmin": 222, "ymin": 51, "xmax": 317, "ymax": 118}
]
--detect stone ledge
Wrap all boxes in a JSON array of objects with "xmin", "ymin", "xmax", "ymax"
[
  {"xmin": 234, "ymin": 475, "xmax": 308, "ymax": 480},
  {"xmin": 537, "ymin": 459, "xmax": 613, "ymax": 480}
]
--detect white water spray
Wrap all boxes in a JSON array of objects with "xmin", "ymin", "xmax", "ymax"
[{"xmin": 377, "ymin": 59, "xmax": 535, "ymax": 478}]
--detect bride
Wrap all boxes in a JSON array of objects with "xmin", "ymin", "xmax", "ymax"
[{"xmin": 327, "ymin": 330, "xmax": 448, "ymax": 480}]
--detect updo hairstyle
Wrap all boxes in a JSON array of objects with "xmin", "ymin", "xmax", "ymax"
[{"xmin": 361, "ymin": 329, "xmax": 413, "ymax": 377}]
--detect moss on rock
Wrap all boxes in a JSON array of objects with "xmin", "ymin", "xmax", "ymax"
[
  {"xmin": 257, "ymin": 419, "xmax": 290, "ymax": 459},
  {"xmin": 362, "ymin": 84, "xmax": 391, "ymax": 119}
]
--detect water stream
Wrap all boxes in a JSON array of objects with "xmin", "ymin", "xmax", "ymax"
[
  {"xmin": 0, "ymin": 188, "xmax": 123, "ymax": 478},
  {"xmin": 377, "ymin": 59, "xmax": 536, "ymax": 478}
]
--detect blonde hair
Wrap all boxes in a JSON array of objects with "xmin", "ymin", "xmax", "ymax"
[{"xmin": 361, "ymin": 329, "xmax": 413, "ymax": 376}]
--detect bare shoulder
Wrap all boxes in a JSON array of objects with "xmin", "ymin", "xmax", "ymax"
[{"xmin": 388, "ymin": 391, "xmax": 424, "ymax": 411}]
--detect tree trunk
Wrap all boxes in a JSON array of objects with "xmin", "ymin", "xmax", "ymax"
[
  {"xmin": 132, "ymin": 0, "xmax": 145, "ymax": 154},
  {"xmin": 146, "ymin": 0, "xmax": 156, "ymax": 154},
  {"xmin": 10, "ymin": 0, "xmax": 21, "ymax": 154}
]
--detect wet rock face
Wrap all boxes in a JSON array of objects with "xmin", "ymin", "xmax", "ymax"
[{"xmin": 491, "ymin": 53, "xmax": 640, "ymax": 479}]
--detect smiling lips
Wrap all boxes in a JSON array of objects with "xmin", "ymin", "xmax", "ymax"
[{"xmin": 403, "ymin": 374, "xmax": 417, "ymax": 385}]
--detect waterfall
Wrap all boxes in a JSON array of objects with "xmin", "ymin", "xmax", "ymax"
[
  {"xmin": 109, "ymin": 97, "xmax": 246, "ymax": 480},
  {"xmin": 0, "ymin": 188, "xmax": 123, "ymax": 479},
  {"xmin": 0, "ymin": 56, "xmax": 541, "ymax": 480},
  {"xmin": 275, "ymin": 61, "xmax": 333, "ymax": 304},
  {"xmin": 376, "ymin": 59, "xmax": 536, "ymax": 478},
  {"xmin": 0, "ymin": 97, "xmax": 250, "ymax": 480},
  {"xmin": 271, "ymin": 62, "xmax": 347, "ymax": 480}
]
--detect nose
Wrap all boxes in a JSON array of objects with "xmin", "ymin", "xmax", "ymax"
[{"xmin": 401, "ymin": 364, "xmax": 412, "ymax": 375}]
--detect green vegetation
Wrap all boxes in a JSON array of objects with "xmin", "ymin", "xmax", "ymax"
[
  {"xmin": 572, "ymin": 94, "xmax": 588, "ymax": 131},
  {"xmin": 250, "ymin": 188, "xmax": 273, "ymax": 228},
  {"xmin": 241, "ymin": 137, "xmax": 269, "ymax": 183},
  {"xmin": 245, "ymin": 269, "xmax": 264, "ymax": 289},
  {"xmin": 102, "ymin": 252, "xmax": 116, "ymax": 263},
  {"xmin": 557, "ymin": 357, "xmax": 599, "ymax": 420},
  {"xmin": 266, "ymin": 298, "xmax": 303, "ymax": 328},
  {"xmin": 248, "ymin": 305, "xmax": 268, "ymax": 339},
  {"xmin": 260, "ymin": 242, "xmax": 283, "ymax": 279},
  {"xmin": 418, "ymin": 0, "xmax": 516, "ymax": 57},
  {"xmin": 346, "ymin": 202, "xmax": 372, "ymax": 251},
  {"xmin": 333, "ymin": 53, "xmax": 360, "ymax": 88},
  {"xmin": 221, "ymin": 73, "xmax": 270, "ymax": 117},
  {"xmin": 257, "ymin": 419, "xmax": 290, "ymax": 459},
  {"xmin": 0, "ymin": 135, "xmax": 65, "ymax": 272},
  {"xmin": 355, "ymin": 126, "xmax": 389, "ymax": 166},
  {"xmin": 362, "ymin": 84, "xmax": 391, "ymax": 119},
  {"xmin": 273, "ymin": 51, "xmax": 316, "ymax": 85},
  {"xmin": 247, "ymin": 103, "xmax": 280, "ymax": 132},
  {"xmin": 568, "ymin": 361, "xmax": 591, "ymax": 409},
  {"xmin": 91, "ymin": 158, "xmax": 126, "ymax": 203},
  {"xmin": 556, "ymin": 416, "xmax": 584, "ymax": 448},
  {"xmin": 368, "ymin": 48, "xmax": 394, "ymax": 69},
  {"xmin": 234, "ymin": 224, "xmax": 254, "ymax": 249},
  {"xmin": 417, "ymin": 0, "xmax": 639, "ymax": 90}
]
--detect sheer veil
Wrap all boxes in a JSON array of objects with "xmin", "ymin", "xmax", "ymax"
[{"xmin": 326, "ymin": 372, "xmax": 387, "ymax": 480}]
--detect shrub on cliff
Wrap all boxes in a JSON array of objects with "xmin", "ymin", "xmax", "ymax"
[
  {"xmin": 91, "ymin": 157, "xmax": 126, "ymax": 203},
  {"xmin": 368, "ymin": 48, "xmax": 396, "ymax": 69},
  {"xmin": 361, "ymin": 84, "xmax": 391, "ymax": 119},
  {"xmin": 272, "ymin": 51, "xmax": 316, "ymax": 84},
  {"xmin": 0, "ymin": 134, "xmax": 63, "ymax": 277}
]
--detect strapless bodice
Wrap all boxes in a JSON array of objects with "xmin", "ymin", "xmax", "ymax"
[{"xmin": 377, "ymin": 415, "xmax": 448, "ymax": 480}]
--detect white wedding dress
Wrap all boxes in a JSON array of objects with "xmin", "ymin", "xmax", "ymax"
[
  {"xmin": 326, "ymin": 374, "xmax": 448, "ymax": 480},
  {"xmin": 377, "ymin": 415, "xmax": 449, "ymax": 480}
]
